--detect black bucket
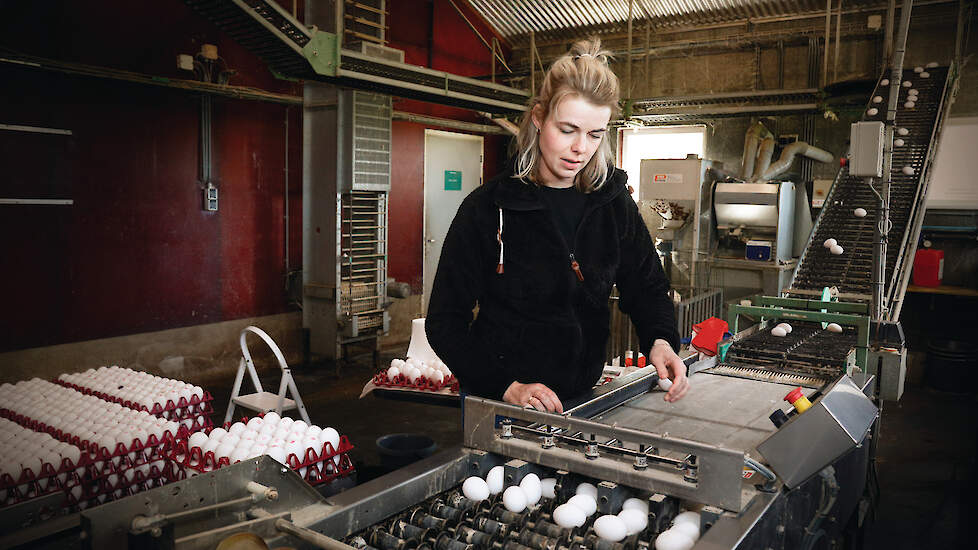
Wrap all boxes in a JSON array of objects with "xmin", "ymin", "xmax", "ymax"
[
  {"xmin": 376, "ymin": 433, "xmax": 437, "ymax": 471},
  {"xmin": 925, "ymin": 339, "xmax": 978, "ymax": 393}
]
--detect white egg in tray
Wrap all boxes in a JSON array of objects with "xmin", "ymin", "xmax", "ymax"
[
  {"xmin": 0, "ymin": 417, "xmax": 88, "ymax": 508},
  {"xmin": 56, "ymin": 367, "xmax": 212, "ymax": 430},
  {"xmin": 168, "ymin": 413, "xmax": 354, "ymax": 486},
  {"xmin": 0, "ymin": 379, "xmax": 182, "ymax": 482},
  {"xmin": 374, "ymin": 357, "xmax": 457, "ymax": 391}
]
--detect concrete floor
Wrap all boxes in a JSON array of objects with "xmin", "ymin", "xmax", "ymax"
[{"xmin": 204, "ymin": 349, "xmax": 975, "ymax": 550}]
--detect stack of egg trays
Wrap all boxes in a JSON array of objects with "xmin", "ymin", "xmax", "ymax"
[
  {"xmin": 164, "ymin": 417, "xmax": 356, "ymax": 487},
  {"xmin": 371, "ymin": 371, "xmax": 459, "ymax": 393},
  {"xmin": 0, "ymin": 406, "xmax": 187, "ymax": 510},
  {"xmin": 53, "ymin": 378, "xmax": 215, "ymax": 433},
  {"xmin": 0, "ymin": 449, "xmax": 90, "ymax": 510}
]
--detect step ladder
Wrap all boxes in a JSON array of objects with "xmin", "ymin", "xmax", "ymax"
[{"xmin": 224, "ymin": 325, "xmax": 310, "ymax": 425}]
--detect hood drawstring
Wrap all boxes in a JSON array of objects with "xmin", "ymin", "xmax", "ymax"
[{"xmin": 496, "ymin": 207, "xmax": 505, "ymax": 274}]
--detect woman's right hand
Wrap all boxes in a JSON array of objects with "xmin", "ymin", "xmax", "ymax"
[{"xmin": 503, "ymin": 381, "xmax": 563, "ymax": 413}]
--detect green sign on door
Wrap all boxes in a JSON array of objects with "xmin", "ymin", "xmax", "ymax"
[{"xmin": 444, "ymin": 170, "xmax": 462, "ymax": 190}]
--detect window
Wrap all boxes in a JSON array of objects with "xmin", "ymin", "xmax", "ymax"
[{"xmin": 618, "ymin": 125, "xmax": 706, "ymax": 199}]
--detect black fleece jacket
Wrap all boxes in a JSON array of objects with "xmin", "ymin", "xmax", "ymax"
[{"xmin": 425, "ymin": 165, "xmax": 679, "ymax": 402}]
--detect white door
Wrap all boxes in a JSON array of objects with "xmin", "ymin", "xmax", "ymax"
[{"xmin": 423, "ymin": 130, "xmax": 484, "ymax": 313}]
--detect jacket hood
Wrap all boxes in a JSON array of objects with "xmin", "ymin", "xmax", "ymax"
[{"xmin": 490, "ymin": 161, "xmax": 628, "ymax": 212}]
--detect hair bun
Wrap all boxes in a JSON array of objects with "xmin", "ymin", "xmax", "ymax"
[{"xmin": 570, "ymin": 38, "xmax": 612, "ymax": 65}]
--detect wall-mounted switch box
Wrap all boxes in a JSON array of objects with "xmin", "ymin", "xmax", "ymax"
[{"xmin": 204, "ymin": 183, "xmax": 218, "ymax": 212}]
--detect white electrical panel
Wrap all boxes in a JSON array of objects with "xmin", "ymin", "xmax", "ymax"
[{"xmin": 849, "ymin": 121, "xmax": 885, "ymax": 177}]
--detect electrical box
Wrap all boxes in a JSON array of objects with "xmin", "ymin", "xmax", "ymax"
[
  {"xmin": 849, "ymin": 121, "xmax": 885, "ymax": 177},
  {"xmin": 177, "ymin": 54, "xmax": 194, "ymax": 71},
  {"xmin": 204, "ymin": 183, "xmax": 218, "ymax": 212}
]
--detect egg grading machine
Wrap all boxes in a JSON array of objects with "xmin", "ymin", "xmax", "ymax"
[{"xmin": 16, "ymin": 354, "xmax": 872, "ymax": 550}]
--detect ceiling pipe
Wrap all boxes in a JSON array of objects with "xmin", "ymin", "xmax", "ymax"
[{"xmin": 761, "ymin": 141, "xmax": 835, "ymax": 181}]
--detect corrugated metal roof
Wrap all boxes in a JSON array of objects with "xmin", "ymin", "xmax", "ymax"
[{"xmin": 466, "ymin": 0, "xmax": 889, "ymax": 40}]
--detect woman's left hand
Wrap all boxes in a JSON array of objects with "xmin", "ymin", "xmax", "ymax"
[{"xmin": 650, "ymin": 339, "xmax": 689, "ymax": 402}]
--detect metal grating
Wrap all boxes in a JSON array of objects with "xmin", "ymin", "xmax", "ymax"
[
  {"xmin": 352, "ymin": 91, "xmax": 392, "ymax": 191},
  {"xmin": 723, "ymin": 320, "xmax": 856, "ymax": 381},
  {"xmin": 467, "ymin": 0, "xmax": 893, "ymax": 39},
  {"xmin": 340, "ymin": 191, "xmax": 388, "ymax": 333}
]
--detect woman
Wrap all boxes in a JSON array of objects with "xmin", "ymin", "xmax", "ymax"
[{"xmin": 426, "ymin": 39, "xmax": 688, "ymax": 412}]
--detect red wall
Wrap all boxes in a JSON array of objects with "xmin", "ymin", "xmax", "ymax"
[
  {"xmin": 0, "ymin": 1, "xmax": 303, "ymax": 352},
  {"xmin": 386, "ymin": 0, "xmax": 513, "ymax": 291},
  {"xmin": 0, "ymin": 0, "xmax": 512, "ymax": 351}
]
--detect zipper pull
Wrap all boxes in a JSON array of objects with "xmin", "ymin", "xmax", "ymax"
[{"xmin": 570, "ymin": 254, "xmax": 584, "ymax": 282}]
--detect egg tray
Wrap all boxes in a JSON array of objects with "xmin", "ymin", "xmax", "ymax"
[
  {"xmin": 164, "ymin": 435, "xmax": 356, "ymax": 487},
  {"xmin": 0, "ymin": 406, "xmax": 188, "ymax": 474},
  {"xmin": 0, "ymin": 456, "xmax": 90, "ymax": 509},
  {"xmin": 52, "ymin": 378, "xmax": 215, "ymax": 430},
  {"xmin": 372, "ymin": 371, "xmax": 460, "ymax": 393},
  {"xmin": 67, "ymin": 459, "xmax": 172, "ymax": 510}
]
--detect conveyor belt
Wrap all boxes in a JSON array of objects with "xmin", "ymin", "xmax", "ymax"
[
  {"xmin": 183, "ymin": 0, "xmax": 529, "ymax": 113},
  {"xmin": 789, "ymin": 67, "xmax": 951, "ymax": 299},
  {"xmin": 721, "ymin": 321, "xmax": 857, "ymax": 385}
]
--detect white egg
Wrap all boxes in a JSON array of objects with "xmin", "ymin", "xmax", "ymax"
[
  {"xmin": 830, "ymin": 244, "xmax": 844, "ymax": 255},
  {"xmin": 262, "ymin": 412, "xmax": 281, "ymax": 425},
  {"xmin": 898, "ymin": 127, "xmax": 909, "ymax": 136},
  {"xmin": 503, "ymin": 485, "xmax": 527, "ymax": 513},
  {"xmin": 201, "ymin": 439, "xmax": 221, "ymax": 454},
  {"xmin": 872, "ymin": 95, "xmax": 882, "ymax": 103},
  {"xmin": 259, "ymin": 422, "xmax": 278, "ymax": 436},
  {"xmin": 228, "ymin": 423, "xmax": 246, "ymax": 436},
  {"xmin": 622, "ymin": 497, "xmax": 649, "ymax": 514},
  {"xmin": 230, "ymin": 448, "xmax": 250, "ymax": 463},
  {"xmin": 406, "ymin": 368, "xmax": 421, "ymax": 383},
  {"xmin": 486, "ymin": 465, "xmax": 504, "ymax": 495},
  {"xmin": 278, "ymin": 417, "xmax": 294, "ymax": 430},
  {"xmin": 914, "ymin": 66, "xmax": 924, "ymax": 73},
  {"xmin": 267, "ymin": 446, "xmax": 288, "ymax": 465},
  {"xmin": 246, "ymin": 417, "xmax": 264, "ymax": 430},
  {"xmin": 902, "ymin": 165, "xmax": 915, "ymax": 175},
  {"xmin": 208, "ymin": 427, "xmax": 228, "ymax": 441},
  {"xmin": 618, "ymin": 508, "xmax": 649, "ymax": 535},
  {"xmin": 593, "ymin": 515, "xmax": 628, "ymax": 542},
  {"xmin": 306, "ymin": 425, "xmax": 323, "ymax": 439},
  {"xmin": 903, "ymin": 80, "xmax": 912, "ymax": 87},
  {"xmin": 520, "ymin": 473, "xmax": 542, "ymax": 505},
  {"xmin": 576, "ymin": 482, "xmax": 598, "ymax": 499},
  {"xmin": 553, "ymin": 503, "xmax": 587, "ymax": 528},
  {"xmin": 921, "ymin": 71, "xmax": 930, "ymax": 78},
  {"xmin": 673, "ymin": 511, "xmax": 701, "ymax": 529},
  {"xmin": 672, "ymin": 521, "xmax": 700, "ymax": 541},
  {"xmin": 854, "ymin": 208, "xmax": 867, "ymax": 218},
  {"xmin": 771, "ymin": 327, "xmax": 787, "ymax": 337},
  {"xmin": 290, "ymin": 420, "xmax": 308, "ymax": 433},
  {"xmin": 215, "ymin": 442, "xmax": 235, "ymax": 460},
  {"xmin": 223, "ymin": 434, "xmax": 241, "ymax": 448},
  {"xmin": 777, "ymin": 323, "xmax": 793, "ymax": 334},
  {"xmin": 567, "ymin": 494, "xmax": 597, "ymax": 516},
  {"xmin": 654, "ymin": 528, "xmax": 695, "ymax": 550},
  {"xmin": 894, "ymin": 138, "xmax": 905, "ymax": 147},
  {"xmin": 658, "ymin": 378, "xmax": 673, "ymax": 391},
  {"xmin": 926, "ymin": 61, "xmax": 939, "ymax": 68},
  {"xmin": 904, "ymin": 101, "xmax": 915, "ymax": 109},
  {"xmin": 429, "ymin": 371, "xmax": 445, "ymax": 385},
  {"xmin": 319, "ymin": 427, "xmax": 340, "ymax": 452},
  {"xmin": 188, "ymin": 432, "xmax": 208, "ymax": 449},
  {"xmin": 867, "ymin": 108, "xmax": 878, "ymax": 116},
  {"xmin": 823, "ymin": 238, "xmax": 837, "ymax": 248},
  {"xmin": 462, "ymin": 476, "xmax": 490, "ymax": 501},
  {"xmin": 387, "ymin": 365, "xmax": 401, "ymax": 379},
  {"xmin": 908, "ymin": 89, "xmax": 919, "ymax": 96},
  {"xmin": 541, "ymin": 477, "xmax": 557, "ymax": 499},
  {"xmin": 827, "ymin": 323, "xmax": 844, "ymax": 333}
]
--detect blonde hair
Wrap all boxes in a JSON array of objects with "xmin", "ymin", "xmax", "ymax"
[{"xmin": 514, "ymin": 38, "xmax": 621, "ymax": 192}]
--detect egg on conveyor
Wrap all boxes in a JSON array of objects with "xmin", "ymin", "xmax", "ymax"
[
  {"xmin": 553, "ymin": 503, "xmax": 587, "ymax": 528},
  {"xmin": 653, "ymin": 529, "xmax": 695, "ymax": 550},
  {"xmin": 618, "ymin": 508, "xmax": 649, "ymax": 535},
  {"xmin": 872, "ymin": 95, "xmax": 883, "ymax": 103},
  {"xmin": 830, "ymin": 244, "xmax": 845, "ymax": 255},
  {"xmin": 921, "ymin": 71, "xmax": 930, "ymax": 78},
  {"xmin": 673, "ymin": 510, "xmax": 701, "ymax": 529},
  {"xmin": 902, "ymin": 80, "xmax": 912, "ymax": 87},
  {"xmin": 823, "ymin": 238, "xmax": 837, "ymax": 249},
  {"xmin": 908, "ymin": 89, "xmax": 918, "ymax": 96},
  {"xmin": 926, "ymin": 61, "xmax": 939, "ymax": 68},
  {"xmin": 894, "ymin": 138, "xmax": 905, "ymax": 147},
  {"xmin": 776, "ymin": 322, "xmax": 793, "ymax": 334},
  {"xmin": 867, "ymin": 108, "xmax": 878, "ymax": 116},
  {"xmin": 576, "ymin": 482, "xmax": 598, "ymax": 499},
  {"xmin": 903, "ymin": 166, "xmax": 915, "ymax": 175},
  {"xmin": 541, "ymin": 477, "xmax": 557, "ymax": 499},
  {"xmin": 672, "ymin": 522, "xmax": 700, "ymax": 542},
  {"xmin": 881, "ymin": 79, "xmax": 889, "ymax": 86},
  {"xmin": 898, "ymin": 127, "xmax": 909, "ymax": 136},
  {"xmin": 520, "ymin": 473, "xmax": 543, "ymax": 506},
  {"xmin": 622, "ymin": 497, "xmax": 650, "ymax": 514},
  {"xmin": 593, "ymin": 515, "xmax": 628, "ymax": 542},
  {"xmin": 914, "ymin": 66, "xmax": 924, "ymax": 73},
  {"xmin": 854, "ymin": 208, "xmax": 867, "ymax": 217},
  {"xmin": 566, "ymin": 494, "xmax": 598, "ymax": 516},
  {"xmin": 503, "ymin": 485, "xmax": 528, "ymax": 513},
  {"xmin": 462, "ymin": 476, "xmax": 490, "ymax": 501},
  {"xmin": 904, "ymin": 101, "xmax": 916, "ymax": 109},
  {"xmin": 771, "ymin": 326, "xmax": 787, "ymax": 337},
  {"xmin": 486, "ymin": 465, "xmax": 504, "ymax": 495},
  {"xmin": 827, "ymin": 323, "xmax": 844, "ymax": 333}
]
